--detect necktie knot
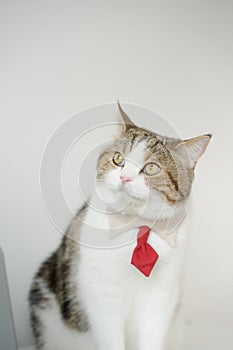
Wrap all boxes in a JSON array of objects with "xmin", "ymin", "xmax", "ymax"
[{"xmin": 137, "ymin": 225, "xmax": 150, "ymax": 246}]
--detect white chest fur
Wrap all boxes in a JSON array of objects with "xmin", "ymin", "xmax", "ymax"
[{"xmin": 74, "ymin": 206, "xmax": 190, "ymax": 350}]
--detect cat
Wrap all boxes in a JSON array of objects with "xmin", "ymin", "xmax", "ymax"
[{"xmin": 29, "ymin": 102, "xmax": 211, "ymax": 350}]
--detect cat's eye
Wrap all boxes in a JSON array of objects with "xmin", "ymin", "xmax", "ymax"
[
  {"xmin": 113, "ymin": 152, "xmax": 125, "ymax": 167},
  {"xmin": 143, "ymin": 162, "xmax": 160, "ymax": 176}
]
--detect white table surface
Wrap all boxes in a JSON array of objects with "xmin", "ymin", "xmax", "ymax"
[{"xmin": 19, "ymin": 323, "xmax": 233, "ymax": 350}]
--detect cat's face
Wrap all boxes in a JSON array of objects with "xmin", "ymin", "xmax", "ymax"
[{"xmin": 96, "ymin": 103, "xmax": 211, "ymax": 219}]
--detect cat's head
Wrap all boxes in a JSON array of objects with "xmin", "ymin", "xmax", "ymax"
[{"xmin": 96, "ymin": 102, "xmax": 211, "ymax": 220}]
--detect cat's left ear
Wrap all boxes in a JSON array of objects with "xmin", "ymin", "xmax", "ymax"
[
  {"xmin": 175, "ymin": 134, "xmax": 212, "ymax": 168},
  {"xmin": 117, "ymin": 101, "xmax": 135, "ymax": 133}
]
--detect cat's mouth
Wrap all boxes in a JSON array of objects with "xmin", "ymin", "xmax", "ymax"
[
  {"xmin": 97, "ymin": 179, "xmax": 149, "ymax": 201},
  {"xmin": 117, "ymin": 182, "xmax": 149, "ymax": 200}
]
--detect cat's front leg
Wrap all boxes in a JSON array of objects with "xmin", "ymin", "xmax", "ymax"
[
  {"xmin": 137, "ymin": 313, "xmax": 174, "ymax": 350},
  {"xmin": 80, "ymin": 288, "xmax": 126, "ymax": 350},
  {"xmin": 78, "ymin": 250, "xmax": 127, "ymax": 350},
  {"xmin": 92, "ymin": 326, "xmax": 125, "ymax": 350},
  {"xmin": 85, "ymin": 302, "xmax": 125, "ymax": 350},
  {"xmin": 137, "ymin": 279, "xmax": 180, "ymax": 350}
]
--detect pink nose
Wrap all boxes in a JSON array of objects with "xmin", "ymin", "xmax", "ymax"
[{"xmin": 120, "ymin": 176, "xmax": 132, "ymax": 184}]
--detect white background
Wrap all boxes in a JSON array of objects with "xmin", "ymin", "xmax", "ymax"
[{"xmin": 1, "ymin": 0, "xmax": 233, "ymax": 348}]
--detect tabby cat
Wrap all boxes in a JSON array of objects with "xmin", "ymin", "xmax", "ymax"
[{"xmin": 29, "ymin": 103, "xmax": 211, "ymax": 350}]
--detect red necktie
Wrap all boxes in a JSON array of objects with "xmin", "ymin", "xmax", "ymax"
[{"xmin": 131, "ymin": 226, "xmax": 159, "ymax": 277}]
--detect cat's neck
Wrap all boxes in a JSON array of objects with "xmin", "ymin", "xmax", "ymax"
[{"xmin": 89, "ymin": 188, "xmax": 189, "ymax": 240}]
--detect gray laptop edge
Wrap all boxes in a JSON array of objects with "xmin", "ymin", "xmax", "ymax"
[{"xmin": 0, "ymin": 247, "xmax": 18, "ymax": 350}]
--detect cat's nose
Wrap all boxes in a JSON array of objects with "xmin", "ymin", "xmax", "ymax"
[{"xmin": 120, "ymin": 176, "xmax": 132, "ymax": 185}]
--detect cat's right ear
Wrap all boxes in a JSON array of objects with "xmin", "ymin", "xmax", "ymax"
[
  {"xmin": 175, "ymin": 134, "xmax": 212, "ymax": 168},
  {"xmin": 117, "ymin": 101, "xmax": 135, "ymax": 133}
]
